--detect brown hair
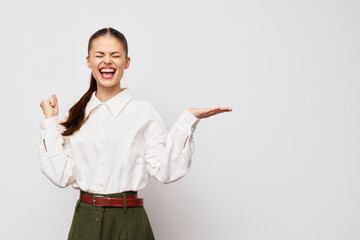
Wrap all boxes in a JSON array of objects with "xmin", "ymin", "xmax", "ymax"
[{"xmin": 59, "ymin": 27, "xmax": 128, "ymax": 136}]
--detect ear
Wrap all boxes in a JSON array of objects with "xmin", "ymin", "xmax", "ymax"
[
  {"xmin": 125, "ymin": 56, "xmax": 130, "ymax": 69},
  {"xmin": 86, "ymin": 56, "xmax": 91, "ymax": 69}
]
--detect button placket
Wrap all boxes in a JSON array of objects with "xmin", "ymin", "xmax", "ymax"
[
  {"xmin": 98, "ymin": 105, "xmax": 107, "ymax": 147},
  {"xmin": 99, "ymin": 105, "xmax": 107, "ymax": 191}
]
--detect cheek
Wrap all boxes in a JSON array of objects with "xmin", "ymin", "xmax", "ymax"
[
  {"xmin": 117, "ymin": 58, "xmax": 127, "ymax": 65},
  {"xmin": 91, "ymin": 59, "xmax": 101, "ymax": 66}
]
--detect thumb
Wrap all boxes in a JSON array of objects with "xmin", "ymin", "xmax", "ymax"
[{"xmin": 52, "ymin": 94, "xmax": 58, "ymax": 106}]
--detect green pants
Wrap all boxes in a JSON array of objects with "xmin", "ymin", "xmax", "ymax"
[{"xmin": 67, "ymin": 190, "xmax": 155, "ymax": 240}]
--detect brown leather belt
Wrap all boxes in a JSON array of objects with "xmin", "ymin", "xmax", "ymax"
[{"xmin": 81, "ymin": 192, "xmax": 144, "ymax": 207}]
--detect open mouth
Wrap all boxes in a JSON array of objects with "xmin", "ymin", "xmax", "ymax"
[{"xmin": 99, "ymin": 68, "xmax": 116, "ymax": 78}]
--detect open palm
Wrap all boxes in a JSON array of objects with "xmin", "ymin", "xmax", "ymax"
[{"xmin": 188, "ymin": 107, "xmax": 232, "ymax": 119}]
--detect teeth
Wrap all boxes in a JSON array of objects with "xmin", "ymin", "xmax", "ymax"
[{"xmin": 100, "ymin": 68, "xmax": 115, "ymax": 73}]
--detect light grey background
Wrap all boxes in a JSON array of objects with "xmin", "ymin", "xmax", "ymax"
[{"xmin": 0, "ymin": 0, "xmax": 359, "ymax": 239}]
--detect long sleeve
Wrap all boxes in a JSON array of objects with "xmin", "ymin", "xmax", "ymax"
[
  {"xmin": 38, "ymin": 111, "xmax": 77, "ymax": 188},
  {"xmin": 144, "ymin": 106, "xmax": 201, "ymax": 184}
]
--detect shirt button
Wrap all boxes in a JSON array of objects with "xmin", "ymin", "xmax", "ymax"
[{"xmin": 96, "ymin": 216, "xmax": 100, "ymax": 222}]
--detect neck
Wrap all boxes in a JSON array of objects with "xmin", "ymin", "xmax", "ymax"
[{"xmin": 95, "ymin": 84, "xmax": 124, "ymax": 103}]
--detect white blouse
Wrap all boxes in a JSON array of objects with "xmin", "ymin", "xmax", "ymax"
[{"xmin": 38, "ymin": 87, "xmax": 201, "ymax": 194}]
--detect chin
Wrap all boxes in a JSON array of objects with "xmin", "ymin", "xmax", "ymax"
[
  {"xmin": 99, "ymin": 81, "xmax": 119, "ymax": 88},
  {"xmin": 98, "ymin": 78, "xmax": 121, "ymax": 87}
]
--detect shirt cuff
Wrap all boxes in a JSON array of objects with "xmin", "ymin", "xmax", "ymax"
[
  {"xmin": 176, "ymin": 109, "xmax": 201, "ymax": 133},
  {"xmin": 39, "ymin": 116, "xmax": 60, "ymax": 130}
]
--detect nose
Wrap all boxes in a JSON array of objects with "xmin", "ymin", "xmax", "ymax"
[{"xmin": 103, "ymin": 56, "xmax": 112, "ymax": 64}]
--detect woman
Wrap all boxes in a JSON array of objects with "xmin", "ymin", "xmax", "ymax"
[{"xmin": 39, "ymin": 27, "xmax": 232, "ymax": 240}]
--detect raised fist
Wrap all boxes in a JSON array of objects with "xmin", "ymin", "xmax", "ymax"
[{"xmin": 40, "ymin": 94, "xmax": 59, "ymax": 119}]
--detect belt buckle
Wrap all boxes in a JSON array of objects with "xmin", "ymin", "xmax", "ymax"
[{"xmin": 93, "ymin": 195, "xmax": 105, "ymax": 207}]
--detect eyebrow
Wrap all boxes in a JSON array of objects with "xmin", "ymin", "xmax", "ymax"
[{"xmin": 95, "ymin": 51, "xmax": 122, "ymax": 54}]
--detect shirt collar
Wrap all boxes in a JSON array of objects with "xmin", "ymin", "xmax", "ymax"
[{"xmin": 85, "ymin": 88, "xmax": 133, "ymax": 119}]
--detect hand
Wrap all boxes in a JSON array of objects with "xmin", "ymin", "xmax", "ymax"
[
  {"xmin": 188, "ymin": 107, "xmax": 232, "ymax": 119},
  {"xmin": 40, "ymin": 94, "xmax": 59, "ymax": 119}
]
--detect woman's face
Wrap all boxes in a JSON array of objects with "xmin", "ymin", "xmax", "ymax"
[{"xmin": 86, "ymin": 35, "xmax": 130, "ymax": 89}]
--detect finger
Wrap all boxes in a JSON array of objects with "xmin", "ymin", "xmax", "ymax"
[
  {"xmin": 49, "ymin": 98, "xmax": 55, "ymax": 107},
  {"xmin": 209, "ymin": 107, "xmax": 222, "ymax": 111},
  {"xmin": 206, "ymin": 107, "xmax": 232, "ymax": 114},
  {"xmin": 204, "ymin": 108, "xmax": 224, "ymax": 115},
  {"xmin": 200, "ymin": 107, "xmax": 221, "ymax": 112},
  {"xmin": 203, "ymin": 109, "xmax": 229, "ymax": 117},
  {"xmin": 221, "ymin": 107, "xmax": 232, "ymax": 111},
  {"xmin": 212, "ymin": 107, "xmax": 231, "ymax": 111}
]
